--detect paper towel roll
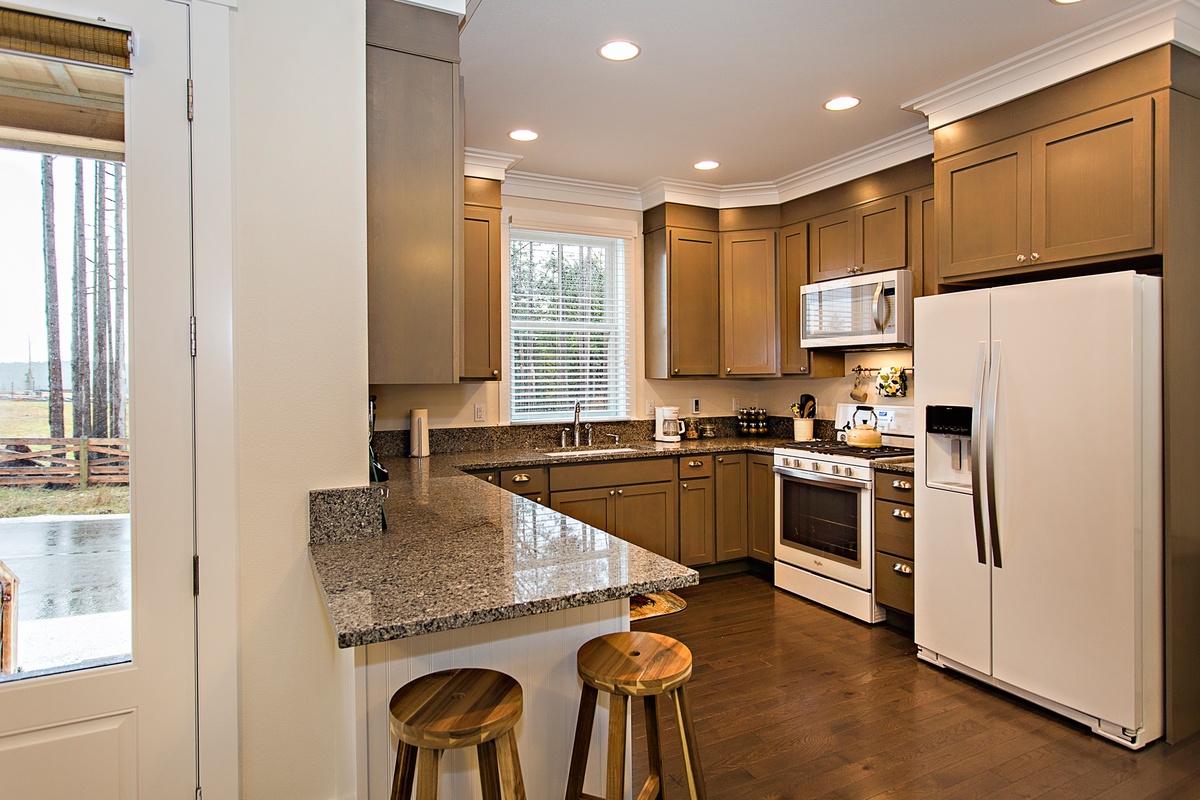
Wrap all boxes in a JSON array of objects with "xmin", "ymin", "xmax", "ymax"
[{"xmin": 410, "ymin": 408, "xmax": 430, "ymax": 457}]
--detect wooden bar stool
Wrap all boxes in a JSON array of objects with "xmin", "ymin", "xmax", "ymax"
[
  {"xmin": 388, "ymin": 667, "xmax": 527, "ymax": 800},
  {"xmin": 565, "ymin": 631, "xmax": 706, "ymax": 800}
]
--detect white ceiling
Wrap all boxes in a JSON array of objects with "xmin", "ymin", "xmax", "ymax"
[{"xmin": 458, "ymin": 0, "xmax": 1175, "ymax": 197}]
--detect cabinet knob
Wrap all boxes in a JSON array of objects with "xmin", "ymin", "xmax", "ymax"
[
  {"xmin": 846, "ymin": 267, "xmax": 856, "ymax": 274},
  {"xmin": 800, "ymin": 366, "xmax": 808, "ymax": 373},
  {"xmin": 672, "ymin": 368, "xmax": 679, "ymax": 375},
  {"xmin": 492, "ymin": 369, "xmax": 499, "ymax": 377},
  {"xmin": 726, "ymin": 367, "xmax": 732, "ymax": 374},
  {"xmin": 535, "ymin": 496, "xmax": 542, "ymax": 503},
  {"xmin": 717, "ymin": 457, "xmax": 724, "ymax": 463},
  {"xmin": 682, "ymin": 482, "xmax": 688, "ymax": 489},
  {"xmin": 1030, "ymin": 252, "xmax": 1040, "ymax": 262},
  {"xmin": 1016, "ymin": 254, "xmax": 1027, "ymax": 263},
  {"xmin": 486, "ymin": 475, "xmax": 494, "ymax": 482},
  {"xmin": 892, "ymin": 508, "xmax": 913, "ymax": 520},
  {"xmin": 609, "ymin": 490, "xmax": 615, "ymax": 496},
  {"xmin": 617, "ymin": 489, "xmax": 623, "ymax": 496}
]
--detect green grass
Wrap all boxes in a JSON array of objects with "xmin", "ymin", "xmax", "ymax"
[
  {"xmin": 0, "ymin": 485, "xmax": 129, "ymax": 518},
  {"xmin": 0, "ymin": 398, "xmax": 77, "ymax": 438}
]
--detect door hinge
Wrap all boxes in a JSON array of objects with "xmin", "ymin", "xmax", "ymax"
[
  {"xmin": 193, "ymin": 554, "xmax": 200, "ymax": 597},
  {"xmin": 187, "ymin": 78, "xmax": 194, "ymax": 121},
  {"xmin": 190, "ymin": 315, "xmax": 197, "ymax": 357}
]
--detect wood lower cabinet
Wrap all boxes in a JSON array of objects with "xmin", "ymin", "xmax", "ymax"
[
  {"xmin": 937, "ymin": 95, "xmax": 1155, "ymax": 283},
  {"xmin": 550, "ymin": 458, "xmax": 679, "ymax": 560},
  {"xmin": 714, "ymin": 454, "xmax": 748, "ymax": 561},
  {"xmin": 720, "ymin": 229, "xmax": 777, "ymax": 376},
  {"xmin": 462, "ymin": 178, "xmax": 502, "ymax": 380},
  {"xmin": 747, "ymin": 453, "xmax": 775, "ymax": 563},
  {"xmin": 873, "ymin": 471, "xmax": 915, "ymax": 615},
  {"xmin": 678, "ymin": 477, "xmax": 715, "ymax": 566},
  {"xmin": 809, "ymin": 194, "xmax": 908, "ymax": 282}
]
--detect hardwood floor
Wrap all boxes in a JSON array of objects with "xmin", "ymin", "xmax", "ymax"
[{"xmin": 631, "ymin": 573, "xmax": 1200, "ymax": 799}]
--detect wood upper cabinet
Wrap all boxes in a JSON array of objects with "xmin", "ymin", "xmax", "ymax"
[
  {"xmin": 778, "ymin": 222, "xmax": 843, "ymax": 376},
  {"xmin": 907, "ymin": 185, "xmax": 937, "ymax": 297},
  {"xmin": 714, "ymin": 453, "xmax": 748, "ymax": 561},
  {"xmin": 462, "ymin": 178, "xmax": 502, "ymax": 380},
  {"xmin": 720, "ymin": 228, "xmax": 777, "ymax": 376},
  {"xmin": 366, "ymin": 0, "xmax": 463, "ymax": 384},
  {"xmin": 809, "ymin": 194, "xmax": 908, "ymax": 282},
  {"xmin": 937, "ymin": 96, "xmax": 1155, "ymax": 283},
  {"xmin": 747, "ymin": 453, "xmax": 775, "ymax": 563},
  {"xmin": 644, "ymin": 214, "xmax": 721, "ymax": 378}
]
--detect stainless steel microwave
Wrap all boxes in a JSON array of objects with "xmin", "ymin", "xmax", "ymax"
[{"xmin": 799, "ymin": 268, "xmax": 913, "ymax": 349}]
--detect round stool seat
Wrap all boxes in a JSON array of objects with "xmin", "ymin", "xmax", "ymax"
[
  {"xmin": 577, "ymin": 630, "xmax": 693, "ymax": 697},
  {"xmin": 389, "ymin": 668, "xmax": 522, "ymax": 751}
]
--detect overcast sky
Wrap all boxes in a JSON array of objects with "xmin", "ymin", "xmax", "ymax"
[{"xmin": 0, "ymin": 148, "xmax": 121, "ymax": 364}]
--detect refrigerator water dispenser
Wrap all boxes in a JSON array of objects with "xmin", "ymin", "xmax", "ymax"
[{"xmin": 925, "ymin": 405, "xmax": 973, "ymax": 492}]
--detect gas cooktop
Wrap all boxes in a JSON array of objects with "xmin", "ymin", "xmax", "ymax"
[{"xmin": 777, "ymin": 441, "xmax": 913, "ymax": 459}]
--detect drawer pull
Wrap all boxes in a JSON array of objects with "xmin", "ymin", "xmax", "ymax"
[
  {"xmin": 892, "ymin": 508, "xmax": 912, "ymax": 520},
  {"xmin": 892, "ymin": 479, "xmax": 912, "ymax": 491},
  {"xmin": 511, "ymin": 473, "xmax": 531, "ymax": 483},
  {"xmin": 688, "ymin": 460, "xmax": 704, "ymax": 468},
  {"xmin": 893, "ymin": 562, "xmax": 913, "ymax": 575}
]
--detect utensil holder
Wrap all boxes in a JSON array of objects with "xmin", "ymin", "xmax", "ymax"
[{"xmin": 793, "ymin": 418, "xmax": 813, "ymax": 441}]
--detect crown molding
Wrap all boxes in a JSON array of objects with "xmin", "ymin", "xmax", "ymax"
[
  {"xmin": 501, "ymin": 170, "xmax": 644, "ymax": 210},
  {"xmin": 464, "ymin": 147, "xmax": 523, "ymax": 181},
  {"xmin": 904, "ymin": 0, "xmax": 1200, "ymax": 130},
  {"xmin": 775, "ymin": 124, "xmax": 933, "ymax": 203},
  {"xmin": 638, "ymin": 178, "xmax": 780, "ymax": 210}
]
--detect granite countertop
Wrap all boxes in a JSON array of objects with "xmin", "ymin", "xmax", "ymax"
[
  {"xmin": 444, "ymin": 435, "xmax": 784, "ymax": 471},
  {"xmin": 874, "ymin": 456, "xmax": 915, "ymax": 475}
]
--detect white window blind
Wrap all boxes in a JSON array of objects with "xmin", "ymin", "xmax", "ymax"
[{"xmin": 508, "ymin": 228, "xmax": 631, "ymax": 423}]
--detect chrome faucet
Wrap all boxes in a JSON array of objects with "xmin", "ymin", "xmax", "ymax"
[{"xmin": 573, "ymin": 400, "xmax": 582, "ymax": 446}]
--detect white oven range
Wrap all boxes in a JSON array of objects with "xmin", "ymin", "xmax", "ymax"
[{"xmin": 774, "ymin": 403, "xmax": 913, "ymax": 623}]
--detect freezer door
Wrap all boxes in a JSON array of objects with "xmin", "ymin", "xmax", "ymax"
[
  {"xmin": 914, "ymin": 289, "xmax": 993, "ymax": 675},
  {"xmin": 988, "ymin": 272, "xmax": 1161, "ymax": 732}
]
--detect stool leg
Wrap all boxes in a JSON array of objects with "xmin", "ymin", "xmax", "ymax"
[
  {"xmin": 642, "ymin": 695, "xmax": 664, "ymax": 800},
  {"xmin": 605, "ymin": 693, "xmax": 628, "ymax": 800},
  {"xmin": 391, "ymin": 741, "xmax": 418, "ymax": 800},
  {"xmin": 497, "ymin": 730, "xmax": 527, "ymax": 800},
  {"xmin": 414, "ymin": 748, "xmax": 441, "ymax": 800},
  {"xmin": 565, "ymin": 683, "xmax": 598, "ymax": 799},
  {"xmin": 670, "ymin": 685, "xmax": 706, "ymax": 800},
  {"xmin": 478, "ymin": 739, "xmax": 503, "ymax": 800}
]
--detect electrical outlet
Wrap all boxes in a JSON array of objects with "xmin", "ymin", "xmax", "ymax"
[
  {"xmin": 473, "ymin": 404, "xmax": 485, "ymax": 422},
  {"xmin": 732, "ymin": 396, "xmax": 741, "ymax": 412},
  {"xmin": 691, "ymin": 397, "xmax": 701, "ymax": 414},
  {"xmin": 646, "ymin": 400, "xmax": 654, "ymax": 416}
]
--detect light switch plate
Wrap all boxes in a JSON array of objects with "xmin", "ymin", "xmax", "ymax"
[
  {"xmin": 474, "ymin": 404, "xmax": 485, "ymax": 422},
  {"xmin": 732, "ymin": 396, "xmax": 741, "ymax": 412},
  {"xmin": 691, "ymin": 397, "xmax": 701, "ymax": 414}
]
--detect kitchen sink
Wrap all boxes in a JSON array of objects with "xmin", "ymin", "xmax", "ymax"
[{"xmin": 541, "ymin": 447, "xmax": 639, "ymax": 457}]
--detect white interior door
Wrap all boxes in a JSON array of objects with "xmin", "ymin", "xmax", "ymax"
[
  {"xmin": 913, "ymin": 288, "xmax": 993, "ymax": 675},
  {"xmin": 988, "ymin": 273, "xmax": 1153, "ymax": 729},
  {"xmin": 0, "ymin": 1, "xmax": 197, "ymax": 796}
]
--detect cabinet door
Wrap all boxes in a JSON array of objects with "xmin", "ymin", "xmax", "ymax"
[
  {"xmin": 613, "ymin": 482, "xmax": 679, "ymax": 561},
  {"xmin": 715, "ymin": 454, "xmax": 748, "ymax": 561},
  {"xmin": 1031, "ymin": 96, "xmax": 1154, "ymax": 264},
  {"xmin": 747, "ymin": 454, "xmax": 775, "ymax": 563},
  {"xmin": 720, "ymin": 228, "xmax": 778, "ymax": 376},
  {"xmin": 856, "ymin": 194, "xmax": 908, "ymax": 273},
  {"xmin": 678, "ymin": 477, "xmax": 715, "ymax": 566},
  {"xmin": 808, "ymin": 208, "xmax": 855, "ymax": 282},
  {"xmin": 550, "ymin": 486, "xmax": 614, "ymax": 532},
  {"xmin": 936, "ymin": 135, "xmax": 1031, "ymax": 281},
  {"xmin": 668, "ymin": 229, "xmax": 720, "ymax": 376},
  {"xmin": 907, "ymin": 185, "xmax": 936, "ymax": 297},
  {"xmin": 462, "ymin": 204, "xmax": 502, "ymax": 379}
]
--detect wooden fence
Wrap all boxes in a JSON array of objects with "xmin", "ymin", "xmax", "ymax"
[
  {"xmin": 0, "ymin": 438, "xmax": 130, "ymax": 487},
  {"xmin": 0, "ymin": 559, "xmax": 15, "ymax": 674}
]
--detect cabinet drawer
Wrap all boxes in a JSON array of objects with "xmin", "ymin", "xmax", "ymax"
[
  {"xmin": 874, "ymin": 499, "xmax": 914, "ymax": 559},
  {"xmin": 678, "ymin": 455, "xmax": 714, "ymax": 479},
  {"xmin": 874, "ymin": 555, "xmax": 914, "ymax": 615},
  {"xmin": 500, "ymin": 467, "xmax": 547, "ymax": 495},
  {"xmin": 875, "ymin": 472, "xmax": 915, "ymax": 503},
  {"xmin": 551, "ymin": 457, "xmax": 675, "ymax": 491}
]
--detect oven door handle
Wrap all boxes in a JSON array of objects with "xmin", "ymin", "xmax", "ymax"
[{"xmin": 773, "ymin": 466, "xmax": 868, "ymax": 490}]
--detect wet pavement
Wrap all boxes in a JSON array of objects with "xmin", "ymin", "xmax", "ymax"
[{"xmin": 0, "ymin": 515, "xmax": 130, "ymax": 622}]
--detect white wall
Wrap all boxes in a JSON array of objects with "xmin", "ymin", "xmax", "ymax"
[
  {"xmin": 230, "ymin": 1, "xmax": 366, "ymax": 797},
  {"xmin": 372, "ymin": 192, "xmax": 915, "ymax": 433}
]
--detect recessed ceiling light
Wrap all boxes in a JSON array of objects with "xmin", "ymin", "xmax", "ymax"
[
  {"xmin": 824, "ymin": 96, "xmax": 861, "ymax": 112},
  {"xmin": 508, "ymin": 129, "xmax": 539, "ymax": 142},
  {"xmin": 1051, "ymin": 0, "xmax": 1085, "ymax": 4},
  {"xmin": 599, "ymin": 40, "xmax": 640, "ymax": 61},
  {"xmin": 693, "ymin": 160, "xmax": 720, "ymax": 171}
]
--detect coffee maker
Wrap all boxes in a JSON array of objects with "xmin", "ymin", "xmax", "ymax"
[{"xmin": 654, "ymin": 406, "xmax": 687, "ymax": 442}]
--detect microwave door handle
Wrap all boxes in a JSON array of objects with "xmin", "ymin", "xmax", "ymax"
[
  {"xmin": 872, "ymin": 281, "xmax": 891, "ymax": 332},
  {"xmin": 985, "ymin": 340, "xmax": 1003, "ymax": 568},
  {"xmin": 970, "ymin": 341, "xmax": 989, "ymax": 565}
]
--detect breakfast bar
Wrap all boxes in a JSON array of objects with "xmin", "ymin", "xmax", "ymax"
[{"xmin": 308, "ymin": 453, "xmax": 698, "ymax": 798}]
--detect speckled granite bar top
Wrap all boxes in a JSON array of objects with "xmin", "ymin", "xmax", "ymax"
[
  {"xmin": 310, "ymin": 449, "xmax": 708, "ymax": 648},
  {"xmin": 874, "ymin": 457, "xmax": 915, "ymax": 475}
]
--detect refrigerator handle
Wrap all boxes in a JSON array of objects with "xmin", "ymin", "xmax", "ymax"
[
  {"xmin": 970, "ymin": 341, "xmax": 989, "ymax": 565},
  {"xmin": 986, "ymin": 340, "xmax": 1003, "ymax": 569}
]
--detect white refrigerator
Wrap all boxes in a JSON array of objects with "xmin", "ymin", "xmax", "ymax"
[{"xmin": 913, "ymin": 271, "xmax": 1162, "ymax": 749}]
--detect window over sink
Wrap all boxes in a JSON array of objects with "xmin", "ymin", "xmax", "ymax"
[{"xmin": 508, "ymin": 228, "xmax": 631, "ymax": 423}]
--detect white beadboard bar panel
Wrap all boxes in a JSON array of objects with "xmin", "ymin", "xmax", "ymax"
[{"xmin": 363, "ymin": 599, "xmax": 631, "ymax": 799}]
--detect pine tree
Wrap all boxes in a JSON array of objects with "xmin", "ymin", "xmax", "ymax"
[
  {"xmin": 71, "ymin": 158, "xmax": 90, "ymax": 439},
  {"xmin": 110, "ymin": 162, "xmax": 126, "ymax": 438},
  {"xmin": 40, "ymin": 155, "xmax": 65, "ymax": 437},
  {"xmin": 91, "ymin": 161, "xmax": 110, "ymax": 438}
]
